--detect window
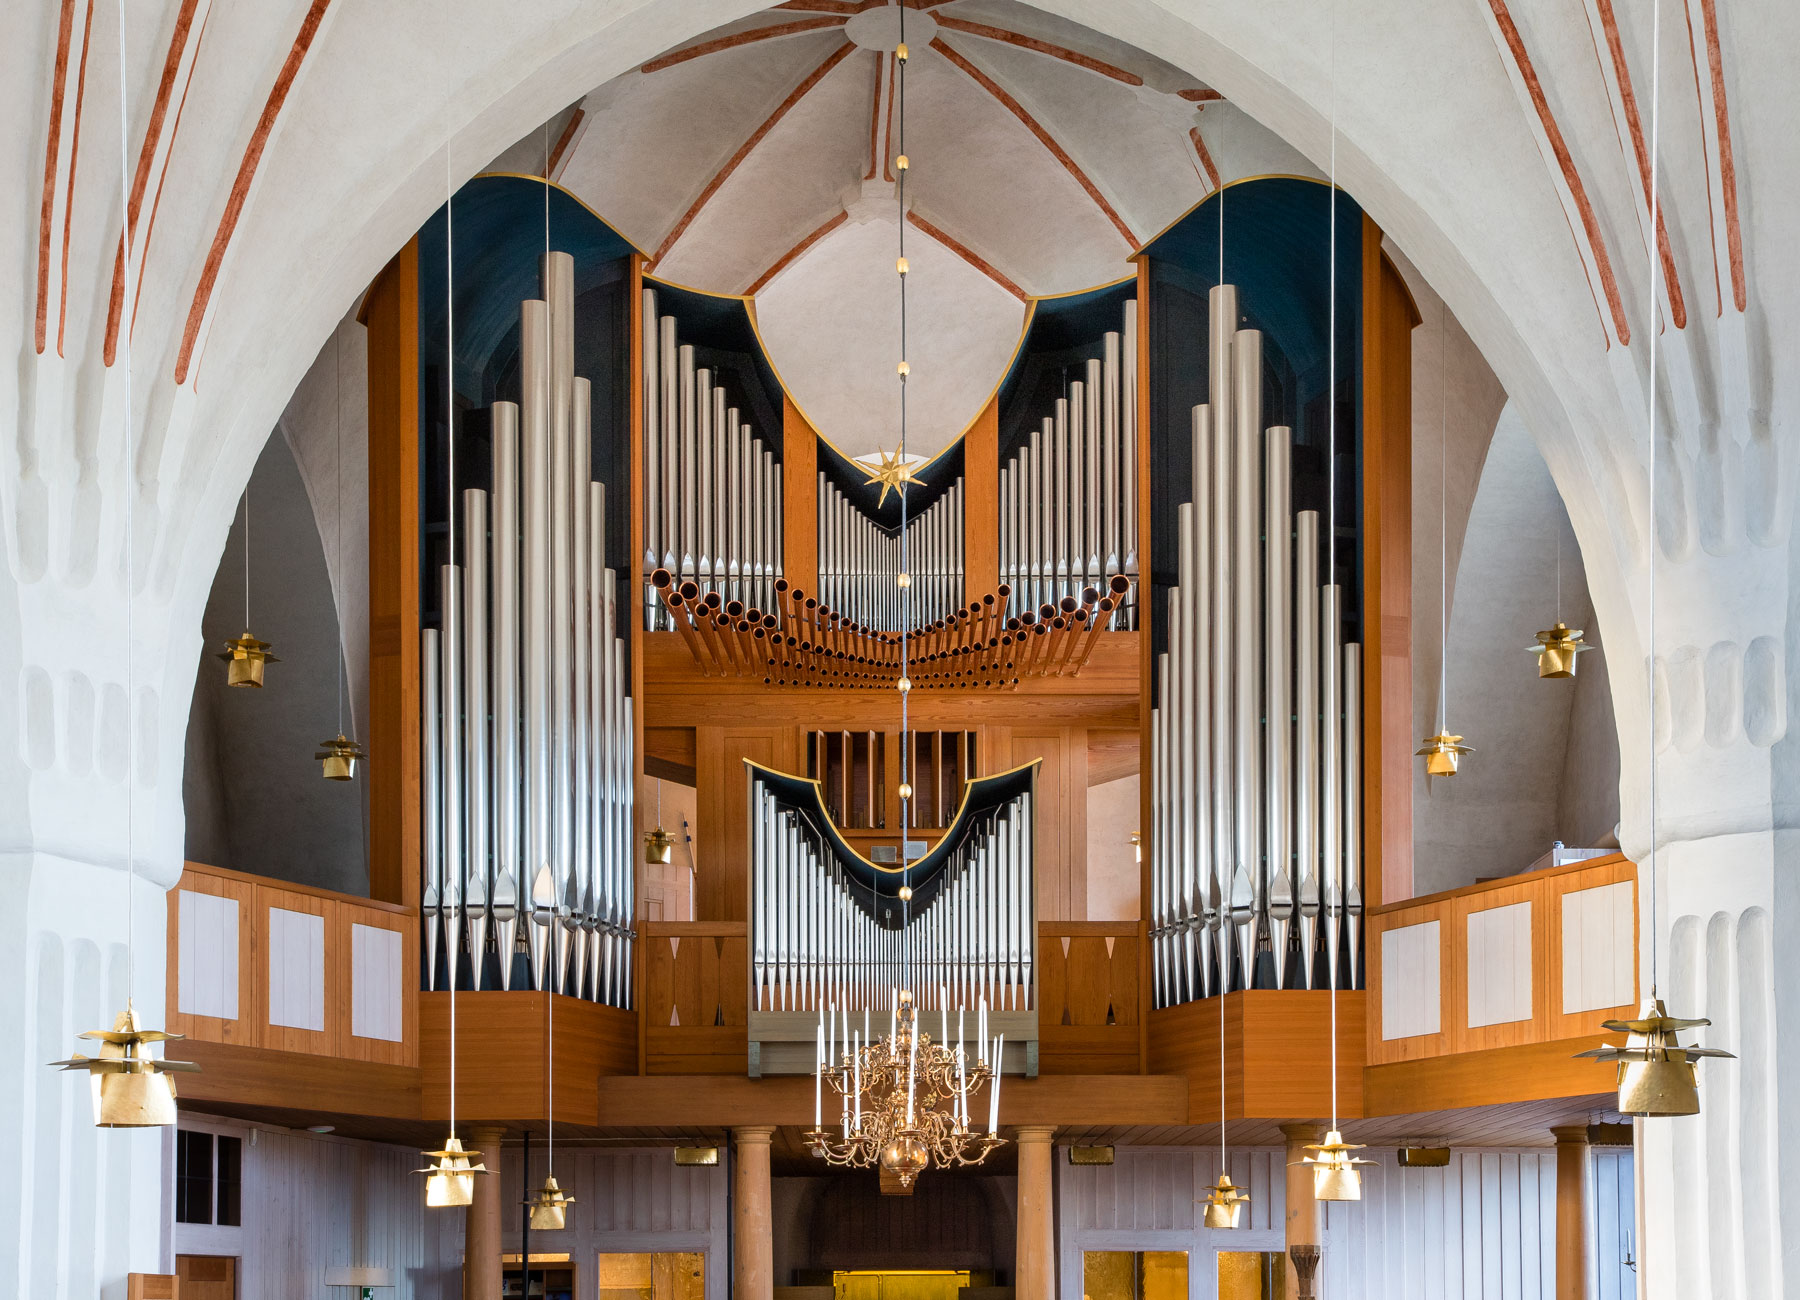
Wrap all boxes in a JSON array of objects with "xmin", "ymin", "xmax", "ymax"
[
  {"xmin": 175, "ymin": 1131, "xmax": 212, "ymax": 1225},
  {"xmin": 1216, "ymin": 1251, "xmax": 1287, "ymax": 1299},
  {"xmin": 598, "ymin": 1252, "xmax": 704, "ymax": 1300},
  {"xmin": 1082, "ymin": 1251, "xmax": 1189, "ymax": 1300},
  {"xmin": 175, "ymin": 1130, "xmax": 243, "ymax": 1226}
]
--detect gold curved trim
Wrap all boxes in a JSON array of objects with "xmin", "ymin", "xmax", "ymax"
[
  {"xmin": 1130, "ymin": 172, "xmax": 1341, "ymax": 261},
  {"xmin": 743, "ymin": 756, "xmax": 1043, "ymax": 875},
  {"xmin": 647, "ymin": 268, "xmax": 1142, "ymax": 483},
  {"xmin": 470, "ymin": 170, "xmax": 653, "ymax": 258}
]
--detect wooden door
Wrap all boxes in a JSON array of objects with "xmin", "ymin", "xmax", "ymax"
[{"xmin": 177, "ymin": 1254, "xmax": 237, "ymax": 1300}]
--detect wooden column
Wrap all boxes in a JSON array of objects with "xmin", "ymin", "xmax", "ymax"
[
  {"xmin": 732, "ymin": 1125, "xmax": 776, "ymax": 1300},
  {"xmin": 782, "ymin": 397, "xmax": 819, "ymax": 595},
  {"xmin": 463, "ymin": 1125, "xmax": 506, "ymax": 1300},
  {"xmin": 362, "ymin": 239, "xmax": 422, "ymax": 908},
  {"xmin": 1552, "ymin": 1125, "xmax": 1591, "ymax": 1300},
  {"xmin": 1359, "ymin": 216, "xmax": 1420, "ymax": 910},
  {"xmin": 1280, "ymin": 1122, "xmax": 1325, "ymax": 1300},
  {"xmin": 963, "ymin": 396, "xmax": 999, "ymax": 601},
  {"xmin": 1014, "ymin": 1125, "xmax": 1057, "ymax": 1300}
]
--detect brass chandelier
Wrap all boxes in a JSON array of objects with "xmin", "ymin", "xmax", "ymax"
[{"xmin": 805, "ymin": 991, "xmax": 1004, "ymax": 1189}]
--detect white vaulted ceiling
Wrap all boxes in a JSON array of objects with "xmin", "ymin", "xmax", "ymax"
[{"xmin": 536, "ymin": 0, "xmax": 1314, "ymax": 457}]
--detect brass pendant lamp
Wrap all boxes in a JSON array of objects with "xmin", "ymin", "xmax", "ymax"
[
  {"xmin": 1417, "ymin": 305, "xmax": 1469, "ymax": 776},
  {"xmin": 218, "ymin": 487, "xmax": 278, "ymax": 687},
  {"xmin": 51, "ymin": 0, "xmax": 199, "ymax": 1129},
  {"xmin": 1291, "ymin": 23, "xmax": 1369, "ymax": 1203},
  {"xmin": 319, "ymin": 324, "xmax": 366, "ymax": 780},
  {"xmin": 1201, "ymin": 998, "xmax": 1248, "ymax": 1227},
  {"xmin": 1574, "ymin": 0, "xmax": 1732, "ymax": 1117},
  {"xmin": 1529, "ymin": 534, "xmax": 1595, "ymax": 678},
  {"xmin": 644, "ymin": 778, "xmax": 674, "ymax": 865}
]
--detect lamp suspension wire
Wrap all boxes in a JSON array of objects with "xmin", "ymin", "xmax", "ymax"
[
  {"xmin": 1325, "ymin": 0, "xmax": 1340, "ymax": 1134},
  {"xmin": 543, "ymin": 107, "xmax": 556, "ymax": 1181},
  {"xmin": 1439, "ymin": 310, "xmax": 1448, "ymax": 733},
  {"xmin": 1644, "ymin": 0, "xmax": 1662, "ymax": 998},
  {"xmin": 243, "ymin": 485, "xmax": 251, "ymax": 630},
  {"xmin": 443, "ymin": 0, "xmax": 458, "ymax": 1138},
  {"xmin": 116, "ymin": 0, "xmax": 136, "ymax": 992},
  {"xmin": 336, "ymin": 327, "xmax": 345, "ymax": 737},
  {"xmin": 897, "ymin": 4, "xmax": 912, "ymax": 959}
]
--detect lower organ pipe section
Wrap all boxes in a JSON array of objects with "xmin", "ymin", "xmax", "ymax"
[
  {"xmin": 999, "ymin": 299, "xmax": 1139, "ymax": 627},
  {"xmin": 750, "ymin": 769, "xmax": 1035, "ymax": 1013},
  {"xmin": 1149, "ymin": 283, "xmax": 1362, "ymax": 1007},
  {"xmin": 641, "ymin": 288, "xmax": 781, "ymax": 625},
  {"xmin": 424, "ymin": 250, "xmax": 635, "ymax": 1006},
  {"xmin": 817, "ymin": 476, "xmax": 963, "ymax": 629}
]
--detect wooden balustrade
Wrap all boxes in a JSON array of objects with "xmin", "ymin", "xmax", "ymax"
[
  {"xmin": 1366, "ymin": 853, "xmax": 1638, "ymax": 1068},
  {"xmin": 166, "ymin": 861, "xmax": 417, "ymax": 1067},
  {"xmin": 1037, "ymin": 922, "xmax": 1140, "ymax": 1075},
  {"xmin": 641, "ymin": 920, "xmax": 749, "ymax": 1074}
]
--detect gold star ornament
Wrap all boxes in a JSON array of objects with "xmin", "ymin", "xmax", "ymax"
[{"xmin": 862, "ymin": 447, "xmax": 926, "ymax": 509}]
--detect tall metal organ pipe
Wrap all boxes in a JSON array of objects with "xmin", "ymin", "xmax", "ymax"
[
  {"xmin": 422, "ymin": 250, "xmax": 635, "ymax": 1005},
  {"xmin": 641, "ymin": 289, "xmax": 782, "ymax": 622},
  {"xmin": 1149, "ymin": 283, "xmax": 1363, "ymax": 1005},
  {"xmin": 817, "ymin": 475, "xmax": 964, "ymax": 629},
  {"xmin": 998, "ymin": 298, "xmax": 1139, "ymax": 627}
]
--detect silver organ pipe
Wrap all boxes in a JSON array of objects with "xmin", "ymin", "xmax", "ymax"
[
  {"xmin": 1149, "ymin": 284, "xmax": 1362, "ymax": 1007},
  {"xmin": 817, "ymin": 475, "xmax": 964, "ymax": 629},
  {"xmin": 998, "ymin": 300, "xmax": 1139, "ymax": 627},
  {"xmin": 750, "ymin": 775, "xmax": 1035, "ymax": 1014},
  {"xmin": 424, "ymin": 250, "xmax": 635, "ymax": 1004},
  {"xmin": 640, "ymin": 289, "xmax": 782, "ymax": 624}
]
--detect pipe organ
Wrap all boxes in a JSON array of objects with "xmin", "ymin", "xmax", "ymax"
[
  {"xmin": 640, "ymin": 288, "xmax": 782, "ymax": 624},
  {"xmin": 1000, "ymin": 299, "xmax": 1139, "ymax": 627},
  {"xmin": 423, "ymin": 251, "xmax": 636, "ymax": 1006},
  {"xmin": 1149, "ymin": 283, "xmax": 1363, "ymax": 1009},
  {"xmin": 751, "ymin": 764, "xmax": 1036, "ymax": 1014},
  {"xmin": 818, "ymin": 475, "xmax": 964, "ymax": 629}
]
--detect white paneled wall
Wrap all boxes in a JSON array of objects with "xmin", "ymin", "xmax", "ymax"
[
  {"xmin": 499, "ymin": 1146, "xmax": 731, "ymax": 1300},
  {"xmin": 1466, "ymin": 901, "xmax": 1533, "ymax": 1028},
  {"xmin": 351, "ymin": 923, "xmax": 404, "ymax": 1042},
  {"xmin": 1589, "ymin": 1148, "xmax": 1638, "ymax": 1300},
  {"xmin": 1059, "ymin": 1144, "xmax": 1633, "ymax": 1300},
  {"xmin": 1322, "ymin": 1150, "xmax": 1555, "ymax": 1298},
  {"xmin": 1382, "ymin": 920, "xmax": 1442, "ymax": 1040},
  {"xmin": 172, "ymin": 1118, "xmax": 463, "ymax": 1299},
  {"xmin": 267, "ymin": 907, "xmax": 325, "ymax": 1031},
  {"xmin": 1562, "ymin": 883, "xmax": 1634, "ymax": 1013},
  {"xmin": 178, "ymin": 889, "xmax": 239, "ymax": 1020}
]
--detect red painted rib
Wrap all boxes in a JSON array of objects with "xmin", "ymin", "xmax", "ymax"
[
  {"xmin": 864, "ymin": 51, "xmax": 882, "ymax": 181},
  {"xmin": 1178, "ymin": 88, "xmax": 1225, "ymax": 103},
  {"xmin": 933, "ymin": 16, "xmax": 1142, "ymax": 86},
  {"xmin": 882, "ymin": 50, "xmax": 896, "ymax": 182},
  {"xmin": 931, "ymin": 36, "xmax": 1136, "ymax": 247},
  {"xmin": 1188, "ymin": 126, "xmax": 1219, "ymax": 191},
  {"xmin": 107, "ymin": 0, "xmax": 203, "ymax": 365},
  {"xmin": 641, "ymin": 16, "xmax": 846, "ymax": 74},
  {"xmin": 37, "ymin": 0, "xmax": 77, "ymax": 355},
  {"xmin": 176, "ymin": 0, "xmax": 333, "ymax": 384},
  {"xmin": 908, "ymin": 211, "xmax": 1026, "ymax": 300},
  {"xmin": 1486, "ymin": 0, "xmax": 1630, "ymax": 344},
  {"xmin": 1697, "ymin": 0, "xmax": 1745, "ymax": 311},
  {"xmin": 1590, "ymin": 0, "xmax": 1686, "ymax": 329},
  {"xmin": 651, "ymin": 40, "xmax": 855, "ymax": 266},
  {"xmin": 546, "ymin": 107, "xmax": 585, "ymax": 177},
  {"xmin": 746, "ymin": 210, "xmax": 848, "ymax": 296},
  {"xmin": 56, "ymin": 0, "xmax": 95, "ymax": 358}
]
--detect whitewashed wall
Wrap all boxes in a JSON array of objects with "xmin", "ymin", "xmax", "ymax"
[
  {"xmin": 497, "ymin": 1146, "xmax": 730, "ymax": 1300},
  {"xmin": 172, "ymin": 1117, "xmax": 463, "ymax": 1299},
  {"xmin": 1059, "ymin": 1144, "xmax": 1636, "ymax": 1300}
]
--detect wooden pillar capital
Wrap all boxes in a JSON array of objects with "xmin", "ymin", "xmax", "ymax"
[{"xmin": 1551, "ymin": 1125, "xmax": 1591, "ymax": 1145}]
